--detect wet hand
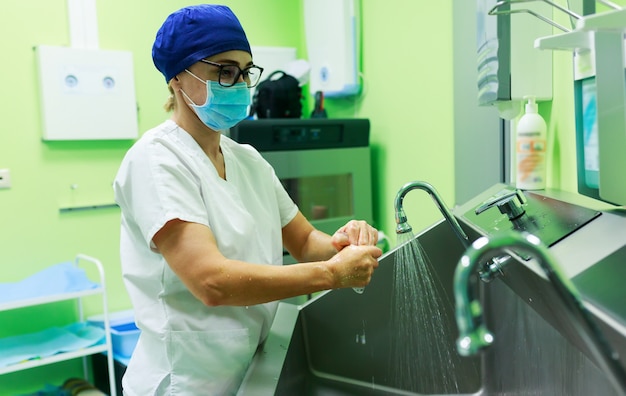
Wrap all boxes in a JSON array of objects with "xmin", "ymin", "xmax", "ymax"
[
  {"xmin": 331, "ymin": 220, "xmax": 378, "ymax": 251},
  {"xmin": 328, "ymin": 245, "xmax": 382, "ymax": 289}
]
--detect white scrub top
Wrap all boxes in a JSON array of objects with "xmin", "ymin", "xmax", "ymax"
[{"xmin": 113, "ymin": 119, "xmax": 298, "ymax": 396}]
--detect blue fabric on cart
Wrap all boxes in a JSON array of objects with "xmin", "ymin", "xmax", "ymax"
[
  {"xmin": 0, "ymin": 262, "xmax": 99, "ymax": 304},
  {"xmin": 0, "ymin": 322, "xmax": 105, "ymax": 368}
]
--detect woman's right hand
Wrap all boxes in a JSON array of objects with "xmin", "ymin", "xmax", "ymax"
[{"xmin": 326, "ymin": 245, "xmax": 382, "ymax": 289}]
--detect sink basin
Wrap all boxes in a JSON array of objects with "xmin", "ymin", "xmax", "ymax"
[{"xmin": 240, "ymin": 220, "xmax": 481, "ymax": 395}]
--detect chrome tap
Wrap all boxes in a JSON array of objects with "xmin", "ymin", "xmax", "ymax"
[
  {"xmin": 474, "ymin": 188, "xmax": 528, "ymax": 220},
  {"xmin": 394, "ymin": 181, "xmax": 470, "ymax": 248},
  {"xmin": 454, "ymin": 231, "xmax": 626, "ymax": 395}
]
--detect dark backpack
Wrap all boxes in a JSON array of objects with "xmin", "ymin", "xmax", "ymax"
[{"xmin": 250, "ymin": 71, "xmax": 302, "ymax": 118}]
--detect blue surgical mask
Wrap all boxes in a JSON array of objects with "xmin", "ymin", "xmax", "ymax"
[{"xmin": 181, "ymin": 70, "xmax": 251, "ymax": 131}]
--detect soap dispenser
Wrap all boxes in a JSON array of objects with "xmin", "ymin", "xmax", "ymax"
[{"xmin": 516, "ymin": 96, "xmax": 547, "ymax": 190}]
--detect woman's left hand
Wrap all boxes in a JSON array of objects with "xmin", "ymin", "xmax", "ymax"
[{"xmin": 331, "ymin": 220, "xmax": 378, "ymax": 251}]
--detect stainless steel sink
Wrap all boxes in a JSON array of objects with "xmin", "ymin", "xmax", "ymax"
[
  {"xmin": 239, "ymin": 219, "xmax": 481, "ymax": 395},
  {"xmin": 277, "ymin": 220, "xmax": 484, "ymax": 395},
  {"xmin": 239, "ymin": 185, "xmax": 626, "ymax": 395}
]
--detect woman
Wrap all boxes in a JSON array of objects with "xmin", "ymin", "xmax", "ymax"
[{"xmin": 113, "ymin": 4, "xmax": 382, "ymax": 395}]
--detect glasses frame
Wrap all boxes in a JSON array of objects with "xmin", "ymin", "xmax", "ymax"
[{"xmin": 200, "ymin": 59, "xmax": 264, "ymax": 88}]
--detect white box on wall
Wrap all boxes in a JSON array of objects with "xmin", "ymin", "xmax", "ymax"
[
  {"xmin": 250, "ymin": 46, "xmax": 297, "ymax": 99},
  {"xmin": 36, "ymin": 45, "xmax": 138, "ymax": 140},
  {"xmin": 251, "ymin": 46, "xmax": 297, "ymax": 78},
  {"xmin": 304, "ymin": 0, "xmax": 360, "ymax": 97}
]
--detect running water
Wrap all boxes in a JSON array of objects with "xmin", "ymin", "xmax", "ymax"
[{"xmin": 388, "ymin": 231, "xmax": 462, "ymax": 394}]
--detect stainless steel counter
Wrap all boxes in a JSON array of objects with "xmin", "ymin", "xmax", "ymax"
[
  {"xmin": 457, "ymin": 185, "xmax": 626, "ymax": 369},
  {"xmin": 240, "ymin": 184, "xmax": 626, "ymax": 395}
]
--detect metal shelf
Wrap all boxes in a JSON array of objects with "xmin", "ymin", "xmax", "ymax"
[
  {"xmin": 535, "ymin": 8, "xmax": 626, "ymax": 51},
  {"xmin": 0, "ymin": 288, "xmax": 104, "ymax": 312},
  {"xmin": 0, "ymin": 344, "xmax": 108, "ymax": 375},
  {"xmin": 0, "ymin": 255, "xmax": 117, "ymax": 395}
]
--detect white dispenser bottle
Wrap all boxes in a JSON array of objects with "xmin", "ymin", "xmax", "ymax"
[{"xmin": 516, "ymin": 96, "xmax": 547, "ymax": 190}]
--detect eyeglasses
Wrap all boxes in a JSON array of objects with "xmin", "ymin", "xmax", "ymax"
[{"xmin": 200, "ymin": 59, "xmax": 264, "ymax": 88}]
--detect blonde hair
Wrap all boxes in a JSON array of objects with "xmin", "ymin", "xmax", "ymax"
[{"xmin": 164, "ymin": 83, "xmax": 175, "ymax": 112}]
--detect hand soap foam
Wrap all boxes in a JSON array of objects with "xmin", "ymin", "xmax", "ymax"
[{"xmin": 516, "ymin": 96, "xmax": 547, "ymax": 190}]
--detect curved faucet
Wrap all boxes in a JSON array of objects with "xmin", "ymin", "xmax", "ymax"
[
  {"xmin": 394, "ymin": 181, "xmax": 470, "ymax": 248},
  {"xmin": 454, "ymin": 231, "xmax": 626, "ymax": 395}
]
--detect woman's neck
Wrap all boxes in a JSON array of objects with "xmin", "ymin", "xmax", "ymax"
[{"xmin": 172, "ymin": 111, "xmax": 226, "ymax": 179}]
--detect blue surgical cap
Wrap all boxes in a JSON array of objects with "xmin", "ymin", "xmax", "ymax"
[{"xmin": 152, "ymin": 4, "xmax": 251, "ymax": 83}]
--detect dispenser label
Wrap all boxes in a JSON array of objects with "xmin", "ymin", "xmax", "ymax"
[{"xmin": 517, "ymin": 137, "xmax": 546, "ymax": 184}]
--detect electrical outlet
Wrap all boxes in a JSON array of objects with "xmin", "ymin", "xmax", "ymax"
[{"xmin": 0, "ymin": 169, "xmax": 11, "ymax": 189}]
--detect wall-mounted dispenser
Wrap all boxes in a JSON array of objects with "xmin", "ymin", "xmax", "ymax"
[
  {"xmin": 303, "ymin": 0, "xmax": 360, "ymax": 97},
  {"xmin": 476, "ymin": 0, "xmax": 554, "ymax": 118},
  {"xmin": 36, "ymin": 45, "xmax": 138, "ymax": 140}
]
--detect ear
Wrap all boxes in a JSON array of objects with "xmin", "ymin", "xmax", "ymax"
[{"xmin": 169, "ymin": 74, "xmax": 182, "ymax": 90}]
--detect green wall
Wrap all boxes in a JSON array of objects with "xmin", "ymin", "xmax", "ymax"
[
  {"xmin": 0, "ymin": 0, "xmax": 622, "ymax": 394},
  {"xmin": 319, "ymin": 1, "xmax": 456, "ymax": 240}
]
